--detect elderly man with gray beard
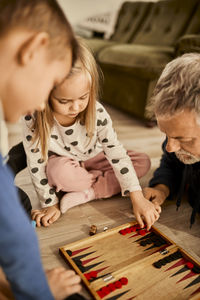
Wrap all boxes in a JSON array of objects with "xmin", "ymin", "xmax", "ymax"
[{"xmin": 143, "ymin": 53, "xmax": 200, "ymax": 227}]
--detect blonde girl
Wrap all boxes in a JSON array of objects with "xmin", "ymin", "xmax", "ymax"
[{"xmin": 22, "ymin": 39, "xmax": 161, "ymax": 229}]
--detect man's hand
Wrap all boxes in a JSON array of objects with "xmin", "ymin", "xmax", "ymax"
[
  {"xmin": 130, "ymin": 190, "xmax": 161, "ymax": 230},
  {"xmin": 143, "ymin": 184, "xmax": 170, "ymax": 207},
  {"xmin": 46, "ymin": 268, "xmax": 81, "ymax": 300},
  {"xmin": 31, "ymin": 203, "xmax": 61, "ymax": 227}
]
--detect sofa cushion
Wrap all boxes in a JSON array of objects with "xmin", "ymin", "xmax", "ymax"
[
  {"xmin": 132, "ymin": 0, "xmax": 198, "ymax": 47},
  {"xmin": 84, "ymin": 38, "xmax": 116, "ymax": 56},
  {"xmin": 110, "ymin": 1, "xmax": 153, "ymax": 43},
  {"xmin": 185, "ymin": 3, "xmax": 200, "ymax": 34},
  {"xmin": 175, "ymin": 34, "xmax": 200, "ymax": 56},
  {"xmin": 97, "ymin": 44, "xmax": 174, "ymax": 79}
]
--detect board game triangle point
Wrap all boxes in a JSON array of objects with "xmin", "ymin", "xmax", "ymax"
[
  {"xmin": 177, "ymin": 271, "xmax": 197, "ymax": 284},
  {"xmin": 71, "ymin": 246, "xmax": 92, "ymax": 256},
  {"xmin": 106, "ymin": 289, "xmax": 131, "ymax": 300},
  {"xmin": 190, "ymin": 286, "xmax": 200, "ymax": 296},
  {"xmin": 165, "ymin": 258, "xmax": 186, "ymax": 272},
  {"xmin": 184, "ymin": 275, "xmax": 200, "ymax": 289},
  {"xmin": 82, "ymin": 256, "xmax": 101, "ymax": 265}
]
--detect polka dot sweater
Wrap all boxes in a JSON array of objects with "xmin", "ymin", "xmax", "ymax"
[{"xmin": 22, "ymin": 102, "xmax": 141, "ymax": 207}]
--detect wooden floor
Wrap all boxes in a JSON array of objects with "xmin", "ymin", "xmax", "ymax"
[{"xmin": 11, "ymin": 103, "xmax": 200, "ymax": 299}]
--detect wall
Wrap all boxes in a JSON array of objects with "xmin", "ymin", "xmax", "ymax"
[
  {"xmin": 58, "ymin": 0, "xmax": 159, "ymax": 38},
  {"xmin": 58, "ymin": 0, "xmax": 123, "ymax": 27}
]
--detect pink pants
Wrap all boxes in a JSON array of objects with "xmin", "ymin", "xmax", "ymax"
[{"xmin": 46, "ymin": 151, "xmax": 150, "ymax": 199}]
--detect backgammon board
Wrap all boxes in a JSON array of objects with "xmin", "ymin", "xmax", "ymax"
[{"xmin": 59, "ymin": 222, "xmax": 200, "ymax": 300}]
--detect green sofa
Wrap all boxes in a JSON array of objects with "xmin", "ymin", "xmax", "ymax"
[
  {"xmin": 175, "ymin": 5, "xmax": 200, "ymax": 56},
  {"xmin": 85, "ymin": 0, "xmax": 200, "ymax": 120}
]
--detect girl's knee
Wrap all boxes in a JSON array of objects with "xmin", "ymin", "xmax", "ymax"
[
  {"xmin": 46, "ymin": 156, "xmax": 94, "ymax": 192},
  {"xmin": 136, "ymin": 153, "xmax": 151, "ymax": 177},
  {"xmin": 129, "ymin": 151, "xmax": 151, "ymax": 178},
  {"xmin": 46, "ymin": 156, "xmax": 78, "ymax": 185},
  {"xmin": 140, "ymin": 153, "xmax": 151, "ymax": 166}
]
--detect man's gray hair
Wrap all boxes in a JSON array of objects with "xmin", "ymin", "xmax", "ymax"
[{"xmin": 146, "ymin": 53, "xmax": 200, "ymax": 119}]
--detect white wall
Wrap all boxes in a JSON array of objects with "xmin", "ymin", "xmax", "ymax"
[
  {"xmin": 58, "ymin": 0, "xmax": 123, "ymax": 27},
  {"xmin": 58, "ymin": 0, "xmax": 159, "ymax": 38}
]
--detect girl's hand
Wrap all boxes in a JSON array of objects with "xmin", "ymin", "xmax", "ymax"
[
  {"xmin": 46, "ymin": 268, "xmax": 81, "ymax": 300},
  {"xmin": 31, "ymin": 204, "xmax": 61, "ymax": 227},
  {"xmin": 130, "ymin": 190, "xmax": 161, "ymax": 230}
]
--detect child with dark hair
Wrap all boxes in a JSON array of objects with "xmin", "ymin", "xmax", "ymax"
[{"xmin": 0, "ymin": 0, "xmax": 82, "ymax": 299}]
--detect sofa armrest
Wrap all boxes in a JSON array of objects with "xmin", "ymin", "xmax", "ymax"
[{"xmin": 175, "ymin": 34, "xmax": 200, "ymax": 56}]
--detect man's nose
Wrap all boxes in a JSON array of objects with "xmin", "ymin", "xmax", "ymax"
[{"xmin": 166, "ymin": 137, "xmax": 181, "ymax": 153}]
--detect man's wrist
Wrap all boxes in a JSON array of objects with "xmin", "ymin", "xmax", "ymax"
[{"xmin": 154, "ymin": 184, "xmax": 170, "ymax": 199}]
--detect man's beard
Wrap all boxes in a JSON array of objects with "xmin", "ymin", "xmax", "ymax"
[{"xmin": 175, "ymin": 149, "xmax": 200, "ymax": 164}]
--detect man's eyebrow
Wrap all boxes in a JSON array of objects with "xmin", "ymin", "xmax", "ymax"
[{"xmin": 171, "ymin": 136, "xmax": 194, "ymax": 140}]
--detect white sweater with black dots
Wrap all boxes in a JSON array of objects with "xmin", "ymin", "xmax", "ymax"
[{"xmin": 22, "ymin": 102, "xmax": 141, "ymax": 207}]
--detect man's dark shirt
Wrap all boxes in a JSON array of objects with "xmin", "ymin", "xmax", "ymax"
[{"xmin": 149, "ymin": 138, "xmax": 200, "ymax": 225}]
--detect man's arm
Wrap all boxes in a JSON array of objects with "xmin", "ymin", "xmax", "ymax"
[
  {"xmin": 149, "ymin": 138, "xmax": 184, "ymax": 197},
  {"xmin": 143, "ymin": 138, "xmax": 185, "ymax": 206}
]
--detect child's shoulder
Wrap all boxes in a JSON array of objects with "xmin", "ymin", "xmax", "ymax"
[{"xmin": 96, "ymin": 101, "xmax": 108, "ymax": 115}]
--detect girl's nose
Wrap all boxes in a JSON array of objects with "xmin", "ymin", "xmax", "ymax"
[{"xmin": 72, "ymin": 101, "xmax": 79, "ymax": 111}]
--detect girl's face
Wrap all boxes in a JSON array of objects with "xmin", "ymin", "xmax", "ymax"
[{"xmin": 51, "ymin": 71, "xmax": 90, "ymax": 126}]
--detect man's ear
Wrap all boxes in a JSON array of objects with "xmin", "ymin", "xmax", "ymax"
[{"xmin": 17, "ymin": 32, "xmax": 49, "ymax": 65}]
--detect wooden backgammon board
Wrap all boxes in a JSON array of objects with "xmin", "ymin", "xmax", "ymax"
[{"xmin": 59, "ymin": 222, "xmax": 200, "ymax": 300}]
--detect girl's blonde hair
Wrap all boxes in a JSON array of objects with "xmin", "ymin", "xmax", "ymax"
[{"xmin": 32, "ymin": 37, "xmax": 102, "ymax": 160}]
